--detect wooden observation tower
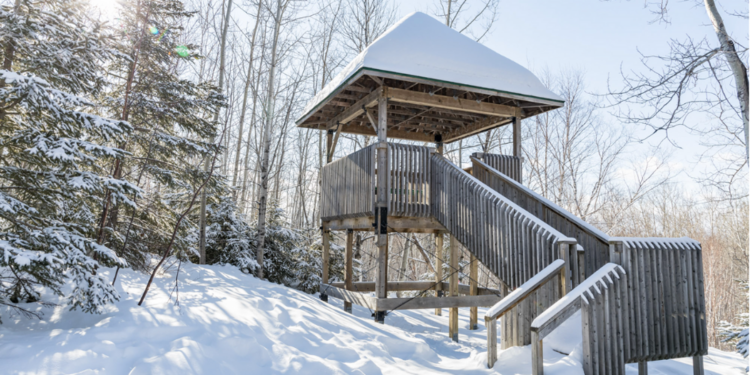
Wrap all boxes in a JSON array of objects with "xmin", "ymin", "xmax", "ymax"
[{"xmin": 296, "ymin": 12, "xmax": 708, "ymax": 375}]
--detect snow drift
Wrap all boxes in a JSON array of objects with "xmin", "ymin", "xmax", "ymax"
[{"xmin": 0, "ymin": 262, "xmax": 745, "ymax": 374}]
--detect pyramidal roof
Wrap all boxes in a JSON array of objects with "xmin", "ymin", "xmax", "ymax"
[{"xmin": 299, "ymin": 12, "xmax": 563, "ymax": 122}]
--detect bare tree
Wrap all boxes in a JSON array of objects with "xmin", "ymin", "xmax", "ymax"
[
  {"xmin": 255, "ymin": 0, "xmax": 294, "ymax": 278},
  {"xmin": 231, "ymin": 0, "xmax": 263, "ymax": 194},
  {"xmin": 431, "ymin": 0, "xmax": 500, "ymax": 42},
  {"xmin": 526, "ymin": 69, "xmax": 669, "ymax": 228},
  {"xmin": 340, "ymin": 0, "xmax": 396, "ymax": 54},
  {"xmin": 607, "ymin": 0, "xmax": 748, "ymax": 164},
  {"xmin": 198, "ymin": 0, "xmax": 234, "ymax": 265}
]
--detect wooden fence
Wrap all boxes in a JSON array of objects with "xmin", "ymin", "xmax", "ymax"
[
  {"xmin": 387, "ymin": 143, "xmax": 432, "ymax": 217},
  {"xmin": 471, "ymin": 155, "xmax": 610, "ymax": 278},
  {"xmin": 527, "ymin": 238, "xmax": 707, "ymax": 375},
  {"xmin": 610, "ymin": 238, "xmax": 708, "ymax": 363},
  {"xmin": 321, "ymin": 144, "xmax": 375, "ymax": 221},
  {"xmin": 579, "ymin": 264, "xmax": 629, "ymax": 375},
  {"xmin": 472, "ymin": 152, "xmax": 523, "ymax": 183}
]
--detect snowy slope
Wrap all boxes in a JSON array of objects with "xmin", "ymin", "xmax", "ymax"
[{"xmin": 0, "ymin": 262, "xmax": 745, "ymax": 375}]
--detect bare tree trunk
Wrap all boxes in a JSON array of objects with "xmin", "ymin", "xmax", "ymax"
[
  {"xmin": 256, "ymin": 0, "xmax": 286, "ymax": 279},
  {"xmin": 232, "ymin": 0, "xmax": 262, "ymax": 191},
  {"xmin": 138, "ymin": 131, "xmax": 225, "ymax": 306},
  {"xmin": 198, "ymin": 0, "xmax": 233, "ymax": 265},
  {"xmin": 703, "ymin": 0, "xmax": 749, "ymax": 161},
  {"xmin": 240, "ymin": 26, "xmax": 266, "ymax": 214}
]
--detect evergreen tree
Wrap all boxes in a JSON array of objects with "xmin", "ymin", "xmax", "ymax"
[
  {"xmin": 204, "ymin": 195, "xmax": 257, "ymax": 273},
  {"xmin": 102, "ymin": 0, "xmax": 223, "ymax": 273},
  {"xmin": 260, "ymin": 201, "xmax": 302, "ymax": 286},
  {"xmin": 719, "ymin": 280, "xmax": 749, "ymax": 371},
  {"xmin": 0, "ymin": 0, "xmax": 136, "ymax": 320}
]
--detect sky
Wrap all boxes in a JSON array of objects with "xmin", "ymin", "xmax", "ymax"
[
  {"xmin": 88, "ymin": 0, "xmax": 748, "ymax": 190},
  {"xmin": 397, "ymin": 0, "xmax": 748, "ymax": 187}
]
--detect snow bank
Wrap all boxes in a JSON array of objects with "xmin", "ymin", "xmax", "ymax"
[{"xmin": 0, "ymin": 262, "xmax": 744, "ymax": 374}]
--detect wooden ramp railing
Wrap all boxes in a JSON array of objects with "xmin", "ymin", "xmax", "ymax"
[
  {"xmin": 485, "ymin": 259, "xmax": 567, "ymax": 368},
  {"xmin": 526, "ymin": 237, "xmax": 706, "ymax": 375},
  {"xmin": 430, "ymin": 154, "xmax": 577, "ymax": 290},
  {"xmin": 610, "ymin": 238, "xmax": 708, "ymax": 363},
  {"xmin": 430, "ymin": 154, "xmax": 583, "ymax": 348},
  {"xmin": 472, "ymin": 152, "xmax": 523, "ymax": 183},
  {"xmin": 529, "ymin": 263, "xmax": 625, "ymax": 375},
  {"xmin": 472, "ymin": 155, "xmax": 610, "ymax": 278}
]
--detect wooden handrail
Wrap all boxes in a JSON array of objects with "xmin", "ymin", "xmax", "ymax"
[
  {"xmin": 485, "ymin": 259, "xmax": 566, "ymax": 320},
  {"xmin": 471, "ymin": 156, "xmax": 609, "ymax": 243},
  {"xmin": 471, "ymin": 155, "xmax": 611, "ymax": 280},
  {"xmin": 527, "ymin": 263, "xmax": 624, "ymax": 375},
  {"xmin": 485, "ymin": 258, "xmax": 567, "ymax": 368}
]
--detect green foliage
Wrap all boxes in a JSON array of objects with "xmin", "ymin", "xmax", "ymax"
[
  {"xmin": 0, "ymin": 0, "xmax": 133, "ymax": 320},
  {"xmin": 101, "ymin": 0, "xmax": 224, "ymax": 272}
]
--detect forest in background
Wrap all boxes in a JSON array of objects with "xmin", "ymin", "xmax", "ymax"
[{"xmin": 0, "ymin": 0, "xmax": 746, "ymax": 354}]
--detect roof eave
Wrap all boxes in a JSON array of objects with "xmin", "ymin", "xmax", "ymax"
[{"xmin": 295, "ymin": 68, "xmax": 566, "ymax": 128}]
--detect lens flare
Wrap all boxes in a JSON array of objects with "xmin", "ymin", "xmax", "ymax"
[
  {"xmin": 149, "ymin": 26, "xmax": 159, "ymax": 35},
  {"xmin": 175, "ymin": 45, "xmax": 189, "ymax": 57}
]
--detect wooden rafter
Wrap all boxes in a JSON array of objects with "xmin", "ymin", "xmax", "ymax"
[{"xmin": 386, "ymin": 87, "xmax": 519, "ymax": 118}]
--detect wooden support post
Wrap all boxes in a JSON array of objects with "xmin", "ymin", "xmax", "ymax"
[
  {"xmin": 374, "ymin": 94, "xmax": 388, "ymax": 324},
  {"xmin": 344, "ymin": 229, "xmax": 353, "ymax": 313},
  {"xmin": 397, "ymin": 237, "xmax": 411, "ymax": 298},
  {"xmin": 449, "ymin": 235, "xmax": 459, "ymax": 342},
  {"xmin": 486, "ymin": 316, "xmax": 497, "ymax": 368},
  {"xmin": 326, "ymin": 129, "xmax": 334, "ymax": 163},
  {"xmin": 320, "ymin": 125, "xmax": 333, "ymax": 302},
  {"xmin": 559, "ymin": 242, "xmax": 570, "ymax": 296},
  {"xmin": 692, "ymin": 356, "xmax": 704, "ymax": 375},
  {"xmin": 434, "ymin": 135, "xmax": 444, "ymax": 317},
  {"xmin": 435, "ymin": 232, "xmax": 444, "ymax": 316},
  {"xmin": 320, "ymin": 228, "xmax": 330, "ymax": 302},
  {"xmin": 531, "ymin": 330, "xmax": 543, "ymax": 375},
  {"xmin": 512, "ymin": 116, "xmax": 522, "ymax": 157},
  {"xmin": 469, "ymin": 254, "xmax": 478, "ymax": 330},
  {"xmin": 638, "ymin": 362, "xmax": 648, "ymax": 375}
]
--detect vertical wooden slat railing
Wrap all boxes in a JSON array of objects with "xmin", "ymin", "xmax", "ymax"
[
  {"xmin": 609, "ymin": 238, "xmax": 708, "ymax": 364},
  {"xmin": 321, "ymin": 144, "xmax": 375, "ymax": 221},
  {"xmin": 430, "ymin": 153, "xmax": 582, "ymax": 355},
  {"xmin": 473, "ymin": 152, "xmax": 523, "ymax": 183},
  {"xmin": 528, "ymin": 237, "xmax": 706, "ymax": 375},
  {"xmin": 472, "ymin": 155, "xmax": 610, "ymax": 278},
  {"xmin": 431, "ymin": 154, "xmax": 577, "ymax": 289},
  {"xmin": 529, "ymin": 263, "xmax": 626, "ymax": 375},
  {"xmin": 485, "ymin": 259, "xmax": 568, "ymax": 368},
  {"xmin": 387, "ymin": 143, "xmax": 432, "ymax": 218}
]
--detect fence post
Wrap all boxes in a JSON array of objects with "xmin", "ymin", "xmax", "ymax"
[
  {"xmin": 558, "ymin": 241, "xmax": 570, "ymax": 296},
  {"xmin": 486, "ymin": 316, "xmax": 497, "ymax": 368},
  {"xmin": 531, "ymin": 330, "xmax": 543, "ymax": 375}
]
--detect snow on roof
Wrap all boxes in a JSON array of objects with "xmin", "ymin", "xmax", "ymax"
[{"xmin": 298, "ymin": 12, "xmax": 564, "ymax": 124}]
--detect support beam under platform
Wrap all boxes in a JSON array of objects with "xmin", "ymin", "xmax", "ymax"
[
  {"xmin": 328, "ymin": 281, "xmax": 500, "ymax": 295},
  {"xmin": 323, "ymin": 216, "xmax": 447, "ymax": 232},
  {"xmin": 320, "ymin": 283, "xmax": 503, "ymax": 311}
]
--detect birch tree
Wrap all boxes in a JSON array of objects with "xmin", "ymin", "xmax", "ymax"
[
  {"xmin": 255, "ymin": 0, "xmax": 291, "ymax": 278},
  {"xmin": 608, "ymin": 0, "xmax": 748, "ymax": 167},
  {"xmin": 199, "ymin": 0, "xmax": 233, "ymax": 264}
]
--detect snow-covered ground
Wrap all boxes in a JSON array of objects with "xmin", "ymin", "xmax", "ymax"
[{"xmin": 0, "ymin": 262, "xmax": 745, "ymax": 374}]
